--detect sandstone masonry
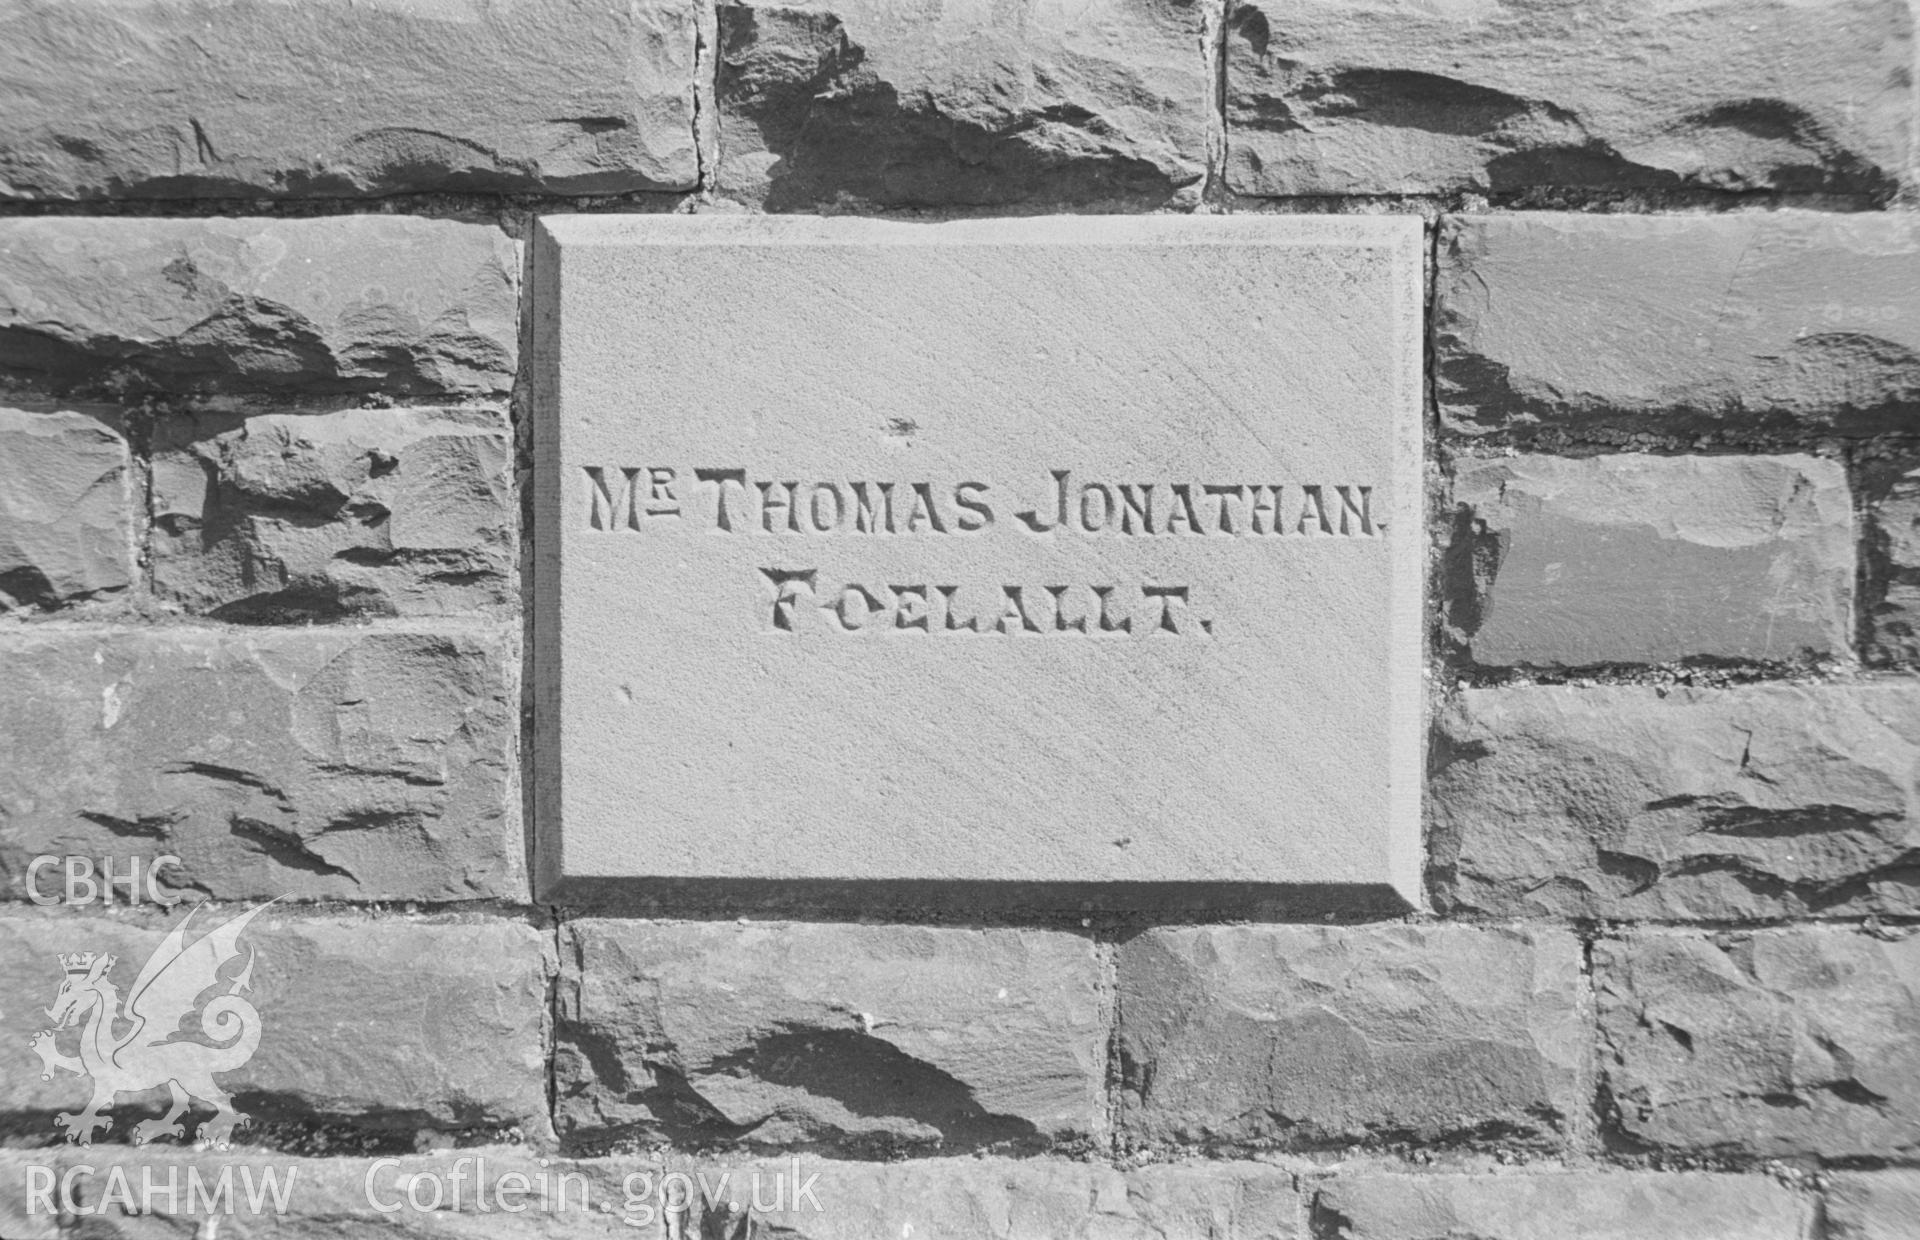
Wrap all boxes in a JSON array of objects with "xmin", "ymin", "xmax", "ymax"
[
  {"xmin": 554, "ymin": 920, "xmax": 1105, "ymax": 1152},
  {"xmin": 0, "ymin": 628, "xmax": 522, "ymax": 903},
  {"xmin": 0, "ymin": 0, "xmax": 700, "ymax": 198},
  {"xmin": 1448, "ymin": 453, "xmax": 1854, "ymax": 668},
  {"xmin": 1436, "ymin": 212, "xmax": 1920, "ymax": 441},
  {"xmin": 715, "ymin": 0, "xmax": 1210, "ymax": 209},
  {"xmin": 1115, "ymin": 925, "xmax": 1586, "ymax": 1150},
  {"xmin": 1431, "ymin": 682, "xmax": 1920, "ymax": 921},
  {"xmin": 0, "ymin": 3, "xmax": 1915, "ymax": 1234},
  {"xmin": 1225, "ymin": 0, "xmax": 1912, "ymax": 198}
]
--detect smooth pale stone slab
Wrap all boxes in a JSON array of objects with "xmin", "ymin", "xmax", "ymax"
[{"xmin": 532, "ymin": 215, "xmax": 1423, "ymax": 909}]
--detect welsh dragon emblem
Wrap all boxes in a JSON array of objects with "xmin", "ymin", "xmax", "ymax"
[{"xmin": 29, "ymin": 902, "xmax": 272, "ymax": 1148}]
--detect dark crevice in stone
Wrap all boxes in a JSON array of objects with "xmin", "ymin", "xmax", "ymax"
[
  {"xmin": 644, "ymin": 1067, "xmax": 770, "ymax": 1143},
  {"xmin": 729, "ymin": 1027, "xmax": 1041, "ymax": 1150},
  {"xmin": 1445, "ymin": 652, "xmax": 1842, "ymax": 689},
  {"xmin": 1306, "ymin": 1191, "xmax": 1352, "ymax": 1240},
  {"xmin": 1482, "ymin": 144, "xmax": 1682, "ymax": 193},
  {"xmin": 1814, "ymin": 1077, "xmax": 1892, "ymax": 1110},
  {"xmin": 1294, "ymin": 68, "xmax": 1564, "ymax": 137},
  {"xmin": 0, "ymin": 1105, "xmax": 515, "ymax": 1154},
  {"xmin": 1693, "ymin": 803, "xmax": 1901, "ymax": 842},
  {"xmin": 1435, "ymin": 499, "xmax": 1503, "ymax": 655},
  {"xmin": 1228, "ymin": 7, "xmax": 1271, "ymax": 61},
  {"xmin": 226, "ymin": 818, "xmax": 356, "ymax": 882},
  {"xmin": 1432, "ymin": 348, "xmax": 1537, "ymax": 433},
  {"xmin": 1591, "ymin": 850, "xmax": 1664, "ymax": 899},
  {"xmin": 163, "ymin": 761, "xmax": 294, "ymax": 806},
  {"xmin": 204, "ymin": 589, "xmax": 378, "ymax": 625},
  {"xmin": 76, "ymin": 810, "xmax": 182, "ymax": 841},
  {"xmin": 0, "ymin": 564, "xmax": 55, "ymax": 608}
]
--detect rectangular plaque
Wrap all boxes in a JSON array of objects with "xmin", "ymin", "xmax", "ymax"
[{"xmin": 533, "ymin": 216, "xmax": 1423, "ymax": 909}]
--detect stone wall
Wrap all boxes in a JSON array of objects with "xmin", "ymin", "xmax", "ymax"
[{"xmin": 0, "ymin": 1, "xmax": 1916, "ymax": 1237}]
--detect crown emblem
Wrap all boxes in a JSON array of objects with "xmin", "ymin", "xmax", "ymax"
[{"xmin": 60, "ymin": 952, "xmax": 100, "ymax": 974}]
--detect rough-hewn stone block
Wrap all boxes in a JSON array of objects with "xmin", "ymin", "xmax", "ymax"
[
  {"xmin": 0, "ymin": 912, "xmax": 551, "ymax": 1141},
  {"xmin": 1225, "ymin": 0, "xmax": 1911, "ymax": 197},
  {"xmin": 0, "ymin": 627, "xmax": 522, "ymax": 904},
  {"xmin": 554, "ymin": 920, "xmax": 1104, "ymax": 1152},
  {"xmin": 1595, "ymin": 929, "xmax": 1920, "ymax": 1160},
  {"xmin": 1864, "ymin": 452, "xmax": 1920, "ymax": 665},
  {"xmin": 1315, "ymin": 1171, "xmax": 1809, "ymax": 1240},
  {"xmin": 1432, "ymin": 683, "xmax": 1920, "ymax": 921},
  {"xmin": 1449, "ymin": 454, "xmax": 1852, "ymax": 667},
  {"xmin": 691, "ymin": 1157, "xmax": 1306, "ymax": 1240},
  {"xmin": 1116, "ymin": 926, "xmax": 1585, "ymax": 1149},
  {"xmin": 0, "ymin": 0, "xmax": 698, "ymax": 199},
  {"xmin": 716, "ymin": 0, "xmax": 1209, "ymax": 209},
  {"xmin": 0, "ymin": 406, "xmax": 134, "ymax": 611},
  {"xmin": 151, "ymin": 406, "xmax": 514, "ymax": 621},
  {"xmin": 1437, "ymin": 213, "xmax": 1920, "ymax": 439},
  {"xmin": 0, "ymin": 217, "xmax": 518, "ymax": 396},
  {"xmin": 1827, "ymin": 1171, "xmax": 1920, "ymax": 1240}
]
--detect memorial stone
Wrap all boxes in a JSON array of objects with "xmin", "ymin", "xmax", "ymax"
[{"xmin": 532, "ymin": 216, "xmax": 1423, "ymax": 908}]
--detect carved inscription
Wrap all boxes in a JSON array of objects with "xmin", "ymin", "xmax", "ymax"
[
  {"xmin": 759, "ymin": 573, "xmax": 1206, "ymax": 636},
  {"xmin": 584, "ymin": 465, "xmax": 1383, "ymax": 638},
  {"xmin": 586, "ymin": 467, "xmax": 1380, "ymax": 538}
]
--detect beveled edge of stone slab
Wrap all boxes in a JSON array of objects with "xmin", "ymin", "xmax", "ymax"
[
  {"xmin": 534, "ymin": 212, "xmax": 1425, "ymax": 248},
  {"xmin": 530, "ymin": 213, "xmax": 1426, "ymax": 913},
  {"xmin": 541, "ymin": 876, "xmax": 1419, "ymax": 919}
]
